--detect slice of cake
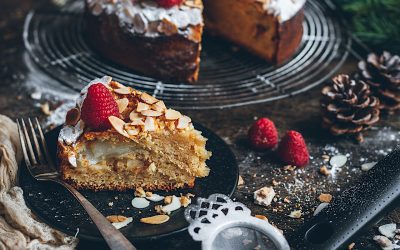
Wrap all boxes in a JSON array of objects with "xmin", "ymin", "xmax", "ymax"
[
  {"xmin": 203, "ymin": 0, "xmax": 306, "ymax": 64},
  {"xmin": 85, "ymin": 0, "xmax": 203, "ymax": 83},
  {"xmin": 58, "ymin": 76, "xmax": 211, "ymax": 191}
]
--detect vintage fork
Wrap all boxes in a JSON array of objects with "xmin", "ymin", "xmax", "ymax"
[{"xmin": 17, "ymin": 118, "xmax": 136, "ymax": 250}]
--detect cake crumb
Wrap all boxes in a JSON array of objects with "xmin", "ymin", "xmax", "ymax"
[
  {"xmin": 238, "ymin": 175, "xmax": 245, "ymax": 186},
  {"xmin": 318, "ymin": 193, "xmax": 333, "ymax": 203},
  {"xmin": 135, "ymin": 187, "xmax": 146, "ymax": 197},
  {"xmin": 288, "ymin": 210, "xmax": 302, "ymax": 219},
  {"xmin": 272, "ymin": 179, "xmax": 279, "ymax": 186},
  {"xmin": 348, "ymin": 242, "xmax": 355, "ymax": 250},
  {"xmin": 319, "ymin": 166, "xmax": 331, "ymax": 176},
  {"xmin": 283, "ymin": 165, "xmax": 296, "ymax": 171},
  {"xmin": 254, "ymin": 187, "xmax": 275, "ymax": 207},
  {"xmin": 108, "ymin": 202, "xmax": 114, "ymax": 207}
]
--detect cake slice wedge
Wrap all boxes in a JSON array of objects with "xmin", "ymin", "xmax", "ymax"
[{"xmin": 58, "ymin": 76, "xmax": 211, "ymax": 191}]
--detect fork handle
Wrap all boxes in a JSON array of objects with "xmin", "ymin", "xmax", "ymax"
[{"xmin": 53, "ymin": 180, "xmax": 137, "ymax": 250}]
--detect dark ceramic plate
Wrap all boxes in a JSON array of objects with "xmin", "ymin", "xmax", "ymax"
[{"xmin": 19, "ymin": 123, "xmax": 238, "ymax": 242}]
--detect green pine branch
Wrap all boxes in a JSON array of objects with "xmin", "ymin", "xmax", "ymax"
[{"xmin": 334, "ymin": 0, "xmax": 400, "ymax": 52}]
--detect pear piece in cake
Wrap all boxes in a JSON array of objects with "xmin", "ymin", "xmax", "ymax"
[{"xmin": 58, "ymin": 76, "xmax": 211, "ymax": 191}]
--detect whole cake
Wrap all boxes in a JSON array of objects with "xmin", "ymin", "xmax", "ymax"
[
  {"xmin": 58, "ymin": 76, "xmax": 211, "ymax": 191},
  {"xmin": 85, "ymin": 0, "xmax": 306, "ymax": 82}
]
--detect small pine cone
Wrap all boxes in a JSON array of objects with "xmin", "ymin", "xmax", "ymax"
[
  {"xmin": 358, "ymin": 51, "xmax": 400, "ymax": 112},
  {"xmin": 321, "ymin": 74, "xmax": 380, "ymax": 142}
]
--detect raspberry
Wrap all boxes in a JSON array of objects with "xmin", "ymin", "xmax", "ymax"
[
  {"xmin": 277, "ymin": 130, "xmax": 309, "ymax": 167},
  {"xmin": 80, "ymin": 83, "xmax": 120, "ymax": 131},
  {"xmin": 157, "ymin": 0, "xmax": 184, "ymax": 8},
  {"xmin": 248, "ymin": 118, "xmax": 278, "ymax": 150}
]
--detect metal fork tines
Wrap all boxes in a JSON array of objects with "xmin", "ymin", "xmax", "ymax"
[{"xmin": 17, "ymin": 118, "xmax": 59, "ymax": 180}]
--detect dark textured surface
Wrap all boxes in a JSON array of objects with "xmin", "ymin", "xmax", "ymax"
[
  {"xmin": 1, "ymin": 0, "xmax": 400, "ymax": 249},
  {"xmin": 19, "ymin": 124, "xmax": 238, "ymax": 242}
]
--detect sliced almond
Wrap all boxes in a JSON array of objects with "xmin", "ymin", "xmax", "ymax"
[
  {"xmin": 137, "ymin": 102, "xmax": 150, "ymax": 112},
  {"xmin": 140, "ymin": 93, "xmax": 158, "ymax": 104},
  {"xmin": 129, "ymin": 111, "xmax": 142, "ymax": 121},
  {"xmin": 109, "ymin": 81, "xmax": 124, "ymax": 89},
  {"xmin": 130, "ymin": 119, "xmax": 145, "ymax": 126},
  {"xmin": 177, "ymin": 116, "xmax": 191, "ymax": 129},
  {"xmin": 141, "ymin": 110, "xmax": 162, "ymax": 117},
  {"xmin": 152, "ymin": 101, "xmax": 166, "ymax": 112},
  {"xmin": 165, "ymin": 109, "xmax": 181, "ymax": 120},
  {"xmin": 145, "ymin": 191, "xmax": 153, "ymax": 197},
  {"xmin": 144, "ymin": 117, "xmax": 156, "ymax": 131},
  {"xmin": 107, "ymin": 215, "xmax": 128, "ymax": 223},
  {"xmin": 116, "ymin": 98, "xmax": 129, "ymax": 113},
  {"xmin": 140, "ymin": 215, "xmax": 169, "ymax": 225},
  {"xmin": 125, "ymin": 126, "xmax": 140, "ymax": 136},
  {"xmin": 65, "ymin": 108, "xmax": 80, "ymax": 126},
  {"xmin": 155, "ymin": 205, "xmax": 164, "ymax": 214},
  {"xmin": 114, "ymin": 87, "xmax": 132, "ymax": 95},
  {"xmin": 148, "ymin": 162, "xmax": 156, "ymax": 173},
  {"xmin": 109, "ymin": 116, "xmax": 129, "ymax": 138}
]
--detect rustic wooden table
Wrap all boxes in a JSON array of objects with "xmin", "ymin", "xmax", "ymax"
[{"xmin": 1, "ymin": 0, "xmax": 399, "ymax": 249}]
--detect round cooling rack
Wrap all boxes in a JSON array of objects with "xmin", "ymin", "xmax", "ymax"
[{"xmin": 23, "ymin": 0, "xmax": 351, "ymax": 109}]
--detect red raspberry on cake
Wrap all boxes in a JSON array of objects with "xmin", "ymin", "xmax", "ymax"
[
  {"xmin": 157, "ymin": 0, "xmax": 184, "ymax": 8},
  {"xmin": 248, "ymin": 118, "xmax": 278, "ymax": 150},
  {"xmin": 277, "ymin": 130, "xmax": 309, "ymax": 167},
  {"xmin": 80, "ymin": 83, "xmax": 120, "ymax": 131}
]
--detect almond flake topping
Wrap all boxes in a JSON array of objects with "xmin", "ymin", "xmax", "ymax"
[
  {"xmin": 130, "ymin": 119, "xmax": 145, "ymax": 126},
  {"xmin": 129, "ymin": 111, "xmax": 142, "ymax": 121},
  {"xmin": 144, "ymin": 117, "xmax": 156, "ymax": 131},
  {"xmin": 165, "ymin": 109, "xmax": 182, "ymax": 120},
  {"xmin": 140, "ymin": 215, "xmax": 170, "ymax": 225},
  {"xmin": 152, "ymin": 101, "xmax": 166, "ymax": 112},
  {"xmin": 109, "ymin": 116, "xmax": 130, "ymax": 138},
  {"xmin": 177, "ymin": 116, "xmax": 191, "ymax": 129},
  {"xmin": 137, "ymin": 102, "xmax": 150, "ymax": 112},
  {"xmin": 140, "ymin": 93, "xmax": 158, "ymax": 104},
  {"xmin": 116, "ymin": 98, "xmax": 129, "ymax": 113},
  {"xmin": 141, "ymin": 110, "xmax": 162, "ymax": 117},
  {"xmin": 114, "ymin": 87, "xmax": 132, "ymax": 95}
]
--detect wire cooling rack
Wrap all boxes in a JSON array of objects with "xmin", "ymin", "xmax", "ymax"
[{"xmin": 24, "ymin": 0, "xmax": 351, "ymax": 109}]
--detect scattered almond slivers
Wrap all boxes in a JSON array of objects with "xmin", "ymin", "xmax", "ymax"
[
  {"xmin": 165, "ymin": 109, "xmax": 182, "ymax": 120},
  {"xmin": 130, "ymin": 119, "xmax": 145, "ymax": 126},
  {"xmin": 109, "ymin": 116, "xmax": 130, "ymax": 138},
  {"xmin": 129, "ymin": 110, "xmax": 142, "ymax": 121},
  {"xmin": 177, "ymin": 116, "xmax": 191, "ymax": 129},
  {"xmin": 116, "ymin": 98, "xmax": 129, "ymax": 113},
  {"xmin": 161, "ymin": 195, "xmax": 181, "ymax": 214},
  {"xmin": 140, "ymin": 215, "xmax": 170, "ymax": 225},
  {"xmin": 141, "ymin": 93, "xmax": 158, "ymax": 104},
  {"xmin": 107, "ymin": 215, "xmax": 128, "ymax": 223}
]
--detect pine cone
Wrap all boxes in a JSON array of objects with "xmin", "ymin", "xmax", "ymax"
[
  {"xmin": 321, "ymin": 74, "xmax": 380, "ymax": 142},
  {"xmin": 358, "ymin": 51, "xmax": 400, "ymax": 112}
]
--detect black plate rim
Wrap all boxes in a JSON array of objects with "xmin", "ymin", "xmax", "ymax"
[{"xmin": 21, "ymin": 122, "xmax": 238, "ymax": 242}]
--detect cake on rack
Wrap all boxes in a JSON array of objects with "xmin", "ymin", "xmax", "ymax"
[
  {"xmin": 57, "ymin": 76, "xmax": 211, "ymax": 191},
  {"xmin": 85, "ymin": 0, "xmax": 305, "ymax": 82}
]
